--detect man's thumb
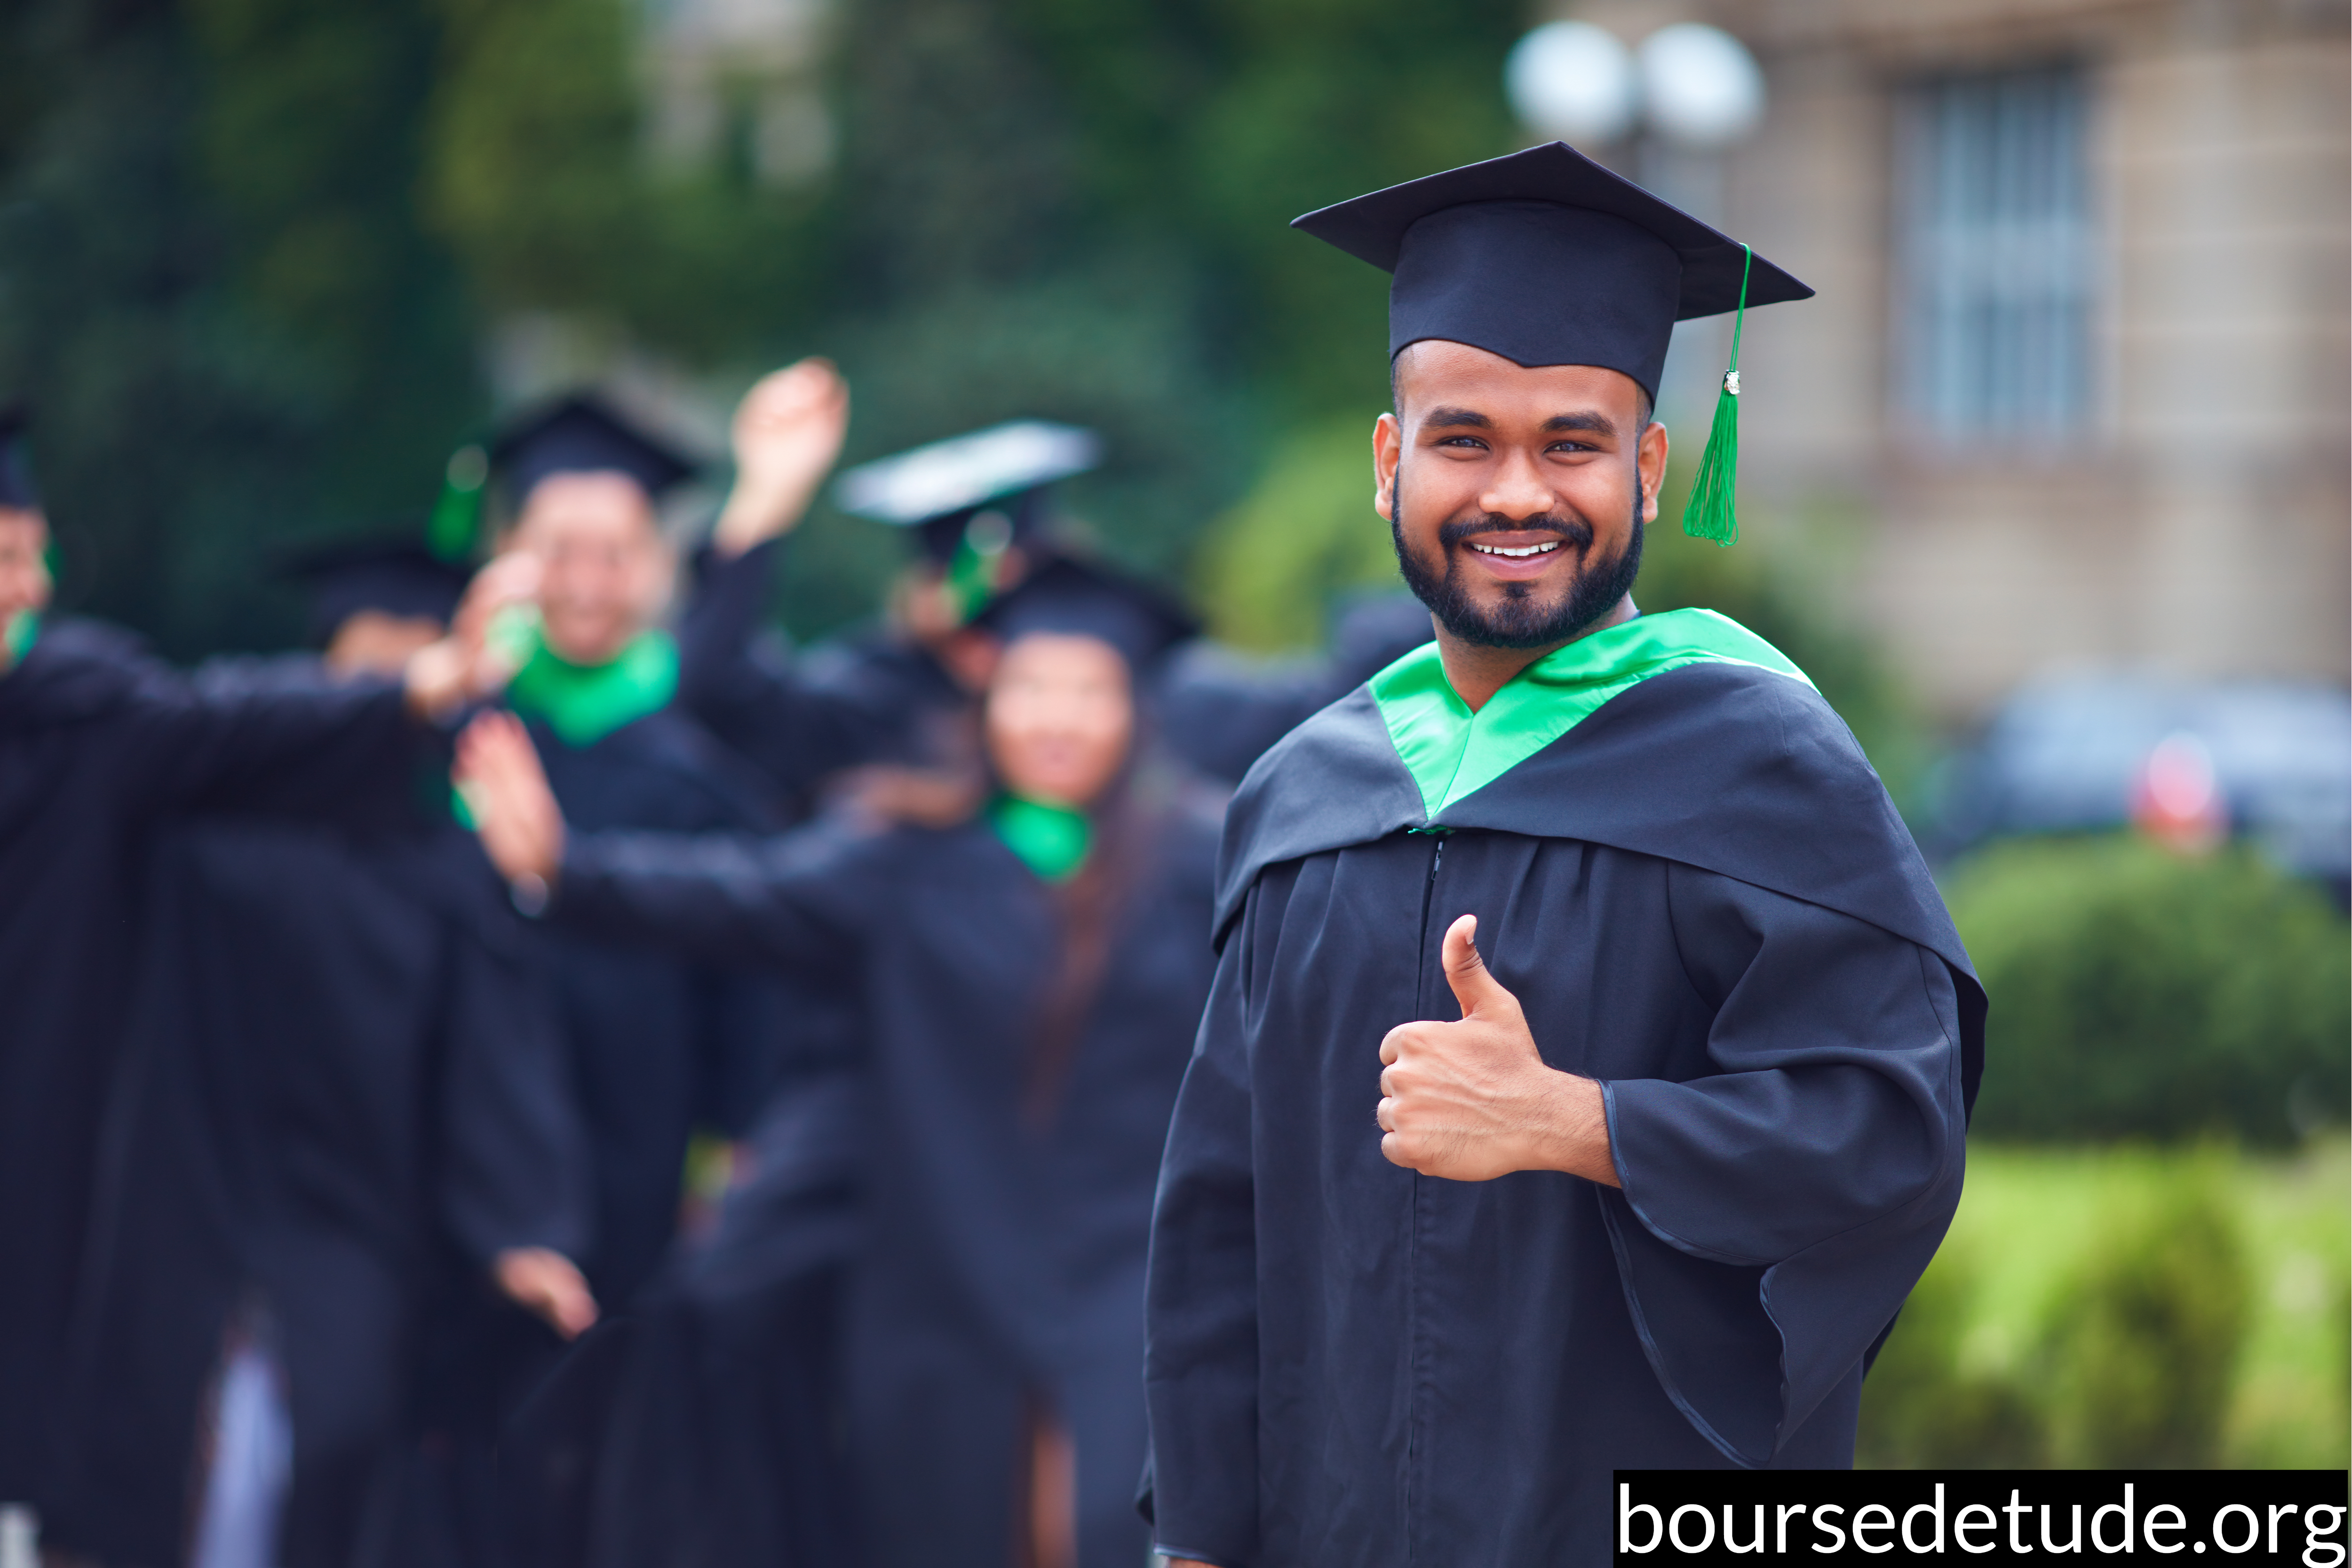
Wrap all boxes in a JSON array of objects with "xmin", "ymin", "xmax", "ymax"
[{"xmin": 1441, "ymin": 913, "xmax": 1514, "ymax": 1019}]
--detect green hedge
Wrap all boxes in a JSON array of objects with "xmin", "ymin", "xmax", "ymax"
[
  {"xmin": 1860, "ymin": 1158, "xmax": 2257, "ymax": 1468},
  {"xmin": 1947, "ymin": 836, "xmax": 2350, "ymax": 1145}
]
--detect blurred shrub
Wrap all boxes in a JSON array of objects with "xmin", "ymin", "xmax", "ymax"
[
  {"xmin": 1950, "ymin": 836, "xmax": 2351, "ymax": 1145},
  {"xmin": 1861, "ymin": 1158, "xmax": 2256, "ymax": 1468},
  {"xmin": 1857, "ymin": 1241, "xmax": 2047, "ymax": 1468},
  {"xmin": 2048, "ymin": 1165, "xmax": 2250, "ymax": 1466},
  {"xmin": 1192, "ymin": 417, "xmax": 1398, "ymax": 653}
]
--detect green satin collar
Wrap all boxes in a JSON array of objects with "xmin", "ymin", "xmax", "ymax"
[
  {"xmin": 989, "ymin": 794, "xmax": 1091, "ymax": 883},
  {"xmin": 496, "ymin": 612, "xmax": 679, "ymax": 747},
  {"xmin": 1369, "ymin": 607, "xmax": 1812, "ymax": 819},
  {"xmin": 2, "ymin": 611, "xmax": 37, "ymax": 668}
]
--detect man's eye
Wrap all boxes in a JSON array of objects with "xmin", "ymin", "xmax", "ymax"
[{"xmin": 1435, "ymin": 436, "xmax": 1486, "ymax": 450}]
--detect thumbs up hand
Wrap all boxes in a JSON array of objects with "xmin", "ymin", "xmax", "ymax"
[{"xmin": 1375, "ymin": 914, "xmax": 1619, "ymax": 1186}]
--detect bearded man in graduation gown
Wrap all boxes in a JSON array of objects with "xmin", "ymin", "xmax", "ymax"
[
  {"xmin": 45, "ymin": 541, "xmax": 596, "ymax": 1568},
  {"xmin": 1143, "ymin": 144, "xmax": 1982, "ymax": 1568},
  {"xmin": 0, "ymin": 415, "xmax": 508, "ymax": 1528}
]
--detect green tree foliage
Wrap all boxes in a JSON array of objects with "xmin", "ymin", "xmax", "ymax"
[
  {"xmin": 0, "ymin": 0, "xmax": 481, "ymax": 655},
  {"xmin": 1192, "ymin": 416, "xmax": 1395, "ymax": 654},
  {"xmin": 420, "ymin": 0, "xmax": 824, "ymax": 361},
  {"xmin": 1949, "ymin": 835, "xmax": 2352, "ymax": 1146}
]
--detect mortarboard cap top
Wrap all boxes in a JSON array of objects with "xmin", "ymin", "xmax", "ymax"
[
  {"xmin": 490, "ymin": 395, "xmax": 698, "ymax": 506},
  {"xmin": 1291, "ymin": 140, "xmax": 1810, "ymax": 405},
  {"xmin": 276, "ymin": 534, "xmax": 471, "ymax": 645},
  {"xmin": 835, "ymin": 421, "xmax": 1101, "ymax": 529},
  {"xmin": 976, "ymin": 554, "xmax": 1198, "ymax": 673},
  {"xmin": 0, "ymin": 406, "xmax": 39, "ymax": 512}
]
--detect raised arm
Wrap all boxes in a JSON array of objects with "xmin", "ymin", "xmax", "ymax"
[
  {"xmin": 454, "ymin": 708, "xmax": 867, "ymax": 974},
  {"xmin": 135, "ymin": 551, "xmax": 535, "ymax": 820}
]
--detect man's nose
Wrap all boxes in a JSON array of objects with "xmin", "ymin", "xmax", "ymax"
[{"xmin": 1478, "ymin": 453, "xmax": 1556, "ymax": 522}]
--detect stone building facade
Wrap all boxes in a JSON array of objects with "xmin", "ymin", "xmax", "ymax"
[{"xmin": 1571, "ymin": 0, "xmax": 2349, "ymax": 719}]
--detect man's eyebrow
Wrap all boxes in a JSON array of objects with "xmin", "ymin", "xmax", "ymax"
[
  {"xmin": 1420, "ymin": 406, "xmax": 1492, "ymax": 429},
  {"xmin": 1543, "ymin": 411, "xmax": 1618, "ymax": 436}
]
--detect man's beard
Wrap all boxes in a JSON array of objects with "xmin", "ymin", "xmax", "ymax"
[{"xmin": 1390, "ymin": 478, "xmax": 1645, "ymax": 650}]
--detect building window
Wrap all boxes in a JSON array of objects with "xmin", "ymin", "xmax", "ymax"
[{"xmin": 1898, "ymin": 63, "xmax": 2094, "ymax": 441}]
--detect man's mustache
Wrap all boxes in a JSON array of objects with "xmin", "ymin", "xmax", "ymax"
[{"xmin": 1437, "ymin": 513, "xmax": 1596, "ymax": 551}]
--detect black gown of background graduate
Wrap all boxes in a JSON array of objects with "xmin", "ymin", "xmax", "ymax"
[
  {"xmin": 1142, "ymin": 612, "xmax": 1982, "ymax": 1568},
  {"xmin": 507, "ymin": 658, "xmax": 789, "ymax": 1313},
  {"xmin": 549, "ymin": 784, "xmax": 1219, "ymax": 1568},
  {"xmin": 0, "ymin": 620, "xmax": 441, "ymax": 1518},
  {"xmin": 47, "ymin": 771, "xmax": 591, "ymax": 1568},
  {"xmin": 539, "ymin": 551, "xmax": 1218, "ymax": 1568}
]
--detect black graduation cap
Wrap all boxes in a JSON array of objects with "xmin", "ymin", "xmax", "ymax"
[
  {"xmin": 489, "ymin": 395, "xmax": 698, "ymax": 506},
  {"xmin": 834, "ymin": 421, "xmax": 1101, "ymax": 565},
  {"xmin": 1293, "ymin": 141, "xmax": 1810, "ymax": 401},
  {"xmin": 0, "ymin": 406, "xmax": 39, "ymax": 511},
  {"xmin": 976, "ymin": 555, "xmax": 1198, "ymax": 672},
  {"xmin": 276, "ymin": 534, "xmax": 471, "ymax": 644},
  {"xmin": 1292, "ymin": 141, "xmax": 1812, "ymax": 545}
]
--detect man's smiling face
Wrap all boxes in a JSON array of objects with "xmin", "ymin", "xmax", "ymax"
[{"xmin": 1375, "ymin": 341, "xmax": 1668, "ymax": 651}]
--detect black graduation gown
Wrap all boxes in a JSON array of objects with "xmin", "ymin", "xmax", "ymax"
[
  {"xmin": 1142, "ymin": 662, "xmax": 1983, "ymax": 1568},
  {"xmin": 546, "ymin": 790, "xmax": 1222, "ymax": 1568},
  {"xmin": 522, "ymin": 704, "xmax": 791, "ymax": 1311},
  {"xmin": 47, "ymin": 810, "xmax": 590, "ymax": 1568},
  {"xmin": 0, "ymin": 624, "xmax": 439, "ymax": 1512},
  {"xmin": 580, "ymin": 1064, "xmax": 865, "ymax": 1568},
  {"xmin": 675, "ymin": 541, "xmax": 969, "ymax": 796}
]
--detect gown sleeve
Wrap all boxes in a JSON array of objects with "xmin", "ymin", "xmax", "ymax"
[
  {"xmin": 675, "ymin": 541, "xmax": 893, "ymax": 795},
  {"xmin": 1598, "ymin": 862, "xmax": 1969, "ymax": 1467},
  {"xmin": 1140, "ymin": 892, "xmax": 1263, "ymax": 1568},
  {"xmin": 550, "ymin": 818, "xmax": 881, "ymax": 977},
  {"xmin": 437, "ymin": 864, "xmax": 595, "ymax": 1267},
  {"xmin": 128, "ymin": 655, "xmax": 430, "ymax": 823}
]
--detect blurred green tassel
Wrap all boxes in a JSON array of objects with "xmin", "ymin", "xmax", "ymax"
[
  {"xmin": 426, "ymin": 444, "xmax": 489, "ymax": 563},
  {"xmin": 1681, "ymin": 244, "xmax": 1752, "ymax": 548}
]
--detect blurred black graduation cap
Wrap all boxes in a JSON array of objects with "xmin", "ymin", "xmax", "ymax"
[
  {"xmin": 0, "ymin": 406, "xmax": 40, "ymax": 511},
  {"xmin": 1292, "ymin": 140, "xmax": 1810, "ymax": 403},
  {"xmin": 975, "ymin": 554, "xmax": 1198, "ymax": 672},
  {"xmin": 490, "ymin": 395, "xmax": 698, "ymax": 506},
  {"xmin": 275, "ymin": 533, "xmax": 471, "ymax": 645},
  {"xmin": 834, "ymin": 421, "xmax": 1101, "ymax": 565}
]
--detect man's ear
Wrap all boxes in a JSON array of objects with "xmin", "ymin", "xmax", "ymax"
[
  {"xmin": 1636, "ymin": 419, "xmax": 1669, "ymax": 525},
  {"xmin": 1373, "ymin": 413, "xmax": 1403, "ymax": 522}
]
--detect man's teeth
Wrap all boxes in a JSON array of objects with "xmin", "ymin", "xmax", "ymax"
[{"xmin": 1469, "ymin": 540, "xmax": 1560, "ymax": 558}]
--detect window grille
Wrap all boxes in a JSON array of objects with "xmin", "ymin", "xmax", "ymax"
[{"xmin": 1898, "ymin": 64, "xmax": 2094, "ymax": 440}]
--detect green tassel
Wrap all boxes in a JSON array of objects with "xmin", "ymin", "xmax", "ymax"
[
  {"xmin": 1681, "ymin": 244, "xmax": 1752, "ymax": 548},
  {"xmin": 426, "ymin": 443, "xmax": 489, "ymax": 563}
]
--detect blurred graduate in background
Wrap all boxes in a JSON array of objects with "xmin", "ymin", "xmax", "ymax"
[
  {"xmin": 0, "ymin": 411, "xmax": 502, "ymax": 1541},
  {"xmin": 43, "ymin": 536, "xmax": 595, "ymax": 1568},
  {"xmin": 472, "ymin": 399, "xmax": 796, "ymax": 1321},
  {"xmin": 458, "ymin": 548, "xmax": 1224, "ymax": 1568}
]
